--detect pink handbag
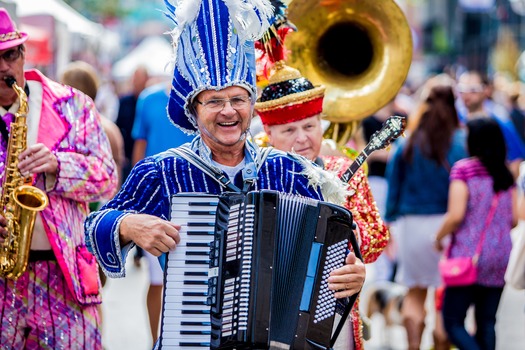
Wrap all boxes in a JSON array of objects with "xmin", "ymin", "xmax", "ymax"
[
  {"xmin": 439, "ymin": 256, "xmax": 478, "ymax": 286},
  {"xmin": 439, "ymin": 194, "xmax": 499, "ymax": 287}
]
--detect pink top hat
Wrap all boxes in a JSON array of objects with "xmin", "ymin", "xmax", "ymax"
[{"xmin": 0, "ymin": 8, "xmax": 28, "ymax": 51}]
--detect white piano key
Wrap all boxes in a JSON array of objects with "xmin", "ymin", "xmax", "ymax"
[
  {"xmin": 163, "ymin": 266, "xmax": 209, "ymax": 275},
  {"xmin": 164, "ymin": 282, "xmax": 208, "ymax": 297},
  {"xmin": 159, "ymin": 345, "xmax": 209, "ymax": 350},
  {"xmin": 165, "ymin": 252, "xmax": 210, "ymax": 263},
  {"xmin": 162, "ymin": 332, "xmax": 210, "ymax": 344},
  {"xmin": 161, "ymin": 318, "xmax": 211, "ymax": 329},
  {"xmin": 163, "ymin": 295, "xmax": 208, "ymax": 304},
  {"xmin": 161, "ymin": 324, "xmax": 211, "ymax": 333},
  {"xmin": 161, "ymin": 317, "xmax": 211, "ymax": 326},
  {"xmin": 160, "ymin": 335, "xmax": 211, "ymax": 344},
  {"xmin": 163, "ymin": 308, "xmax": 210, "ymax": 317},
  {"xmin": 166, "ymin": 259, "xmax": 210, "ymax": 266},
  {"xmin": 163, "ymin": 302, "xmax": 209, "ymax": 311},
  {"xmin": 166, "ymin": 246, "xmax": 210, "ymax": 255},
  {"xmin": 164, "ymin": 281, "xmax": 208, "ymax": 292},
  {"xmin": 171, "ymin": 202, "xmax": 217, "ymax": 209},
  {"xmin": 171, "ymin": 200, "xmax": 217, "ymax": 207},
  {"xmin": 165, "ymin": 274, "xmax": 208, "ymax": 283}
]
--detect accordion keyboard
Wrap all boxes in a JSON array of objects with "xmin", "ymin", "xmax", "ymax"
[{"xmin": 159, "ymin": 193, "xmax": 219, "ymax": 349}]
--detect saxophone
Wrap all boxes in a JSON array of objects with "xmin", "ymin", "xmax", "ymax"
[{"xmin": 0, "ymin": 77, "xmax": 49, "ymax": 280}]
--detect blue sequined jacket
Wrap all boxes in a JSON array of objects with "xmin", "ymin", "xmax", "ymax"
[{"xmin": 85, "ymin": 137, "xmax": 324, "ymax": 277}]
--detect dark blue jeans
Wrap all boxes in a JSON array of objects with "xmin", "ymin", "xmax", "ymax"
[{"xmin": 442, "ymin": 284, "xmax": 504, "ymax": 350}]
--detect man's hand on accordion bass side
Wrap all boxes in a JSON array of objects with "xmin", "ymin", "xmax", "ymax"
[
  {"xmin": 119, "ymin": 214, "xmax": 181, "ymax": 256},
  {"xmin": 327, "ymin": 251, "xmax": 365, "ymax": 299}
]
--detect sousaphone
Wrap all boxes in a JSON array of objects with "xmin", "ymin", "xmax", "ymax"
[{"xmin": 286, "ymin": 0, "xmax": 413, "ymax": 146}]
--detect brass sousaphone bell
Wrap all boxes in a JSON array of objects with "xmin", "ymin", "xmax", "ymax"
[{"xmin": 286, "ymin": 0, "xmax": 413, "ymax": 146}]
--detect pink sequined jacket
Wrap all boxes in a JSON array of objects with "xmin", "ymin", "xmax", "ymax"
[
  {"xmin": 22, "ymin": 70, "xmax": 117, "ymax": 305},
  {"xmin": 322, "ymin": 154, "xmax": 389, "ymax": 350}
]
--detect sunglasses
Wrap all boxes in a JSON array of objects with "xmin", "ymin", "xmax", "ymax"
[{"xmin": 0, "ymin": 46, "xmax": 23, "ymax": 63}]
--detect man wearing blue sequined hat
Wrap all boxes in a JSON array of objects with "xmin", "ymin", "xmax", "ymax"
[{"xmin": 85, "ymin": 0, "xmax": 365, "ymax": 347}]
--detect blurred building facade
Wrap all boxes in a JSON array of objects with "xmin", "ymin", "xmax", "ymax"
[{"xmin": 417, "ymin": 0, "xmax": 524, "ymax": 78}]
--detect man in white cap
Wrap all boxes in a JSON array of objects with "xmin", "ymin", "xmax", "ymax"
[{"xmin": 0, "ymin": 8, "xmax": 117, "ymax": 348}]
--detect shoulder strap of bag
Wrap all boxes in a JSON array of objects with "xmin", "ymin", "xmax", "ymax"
[
  {"xmin": 472, "ymin": 193, "xmax": 500, "ymax": 261},
  {"xmin": 445, "ymin": 193, "xmax": 500, "ymax": 264},
  {"xmin": 446, "ymin": 193, "xmax": 500, "ymax": 261}
]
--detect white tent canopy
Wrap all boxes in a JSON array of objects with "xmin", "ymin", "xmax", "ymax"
[
  {"xmin": 13, "ymin": 0, "xmax": 103, "ymax": 37},
  {"xmin": 112, "ymin": 36, "xmax": 174, "ymax": 80}
]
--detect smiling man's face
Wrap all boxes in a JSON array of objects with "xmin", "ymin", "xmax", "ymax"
[{"xmin": 194, "ymin": 85, "xmax": 253, "ymax": 150}]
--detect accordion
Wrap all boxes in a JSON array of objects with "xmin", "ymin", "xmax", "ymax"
[{"xmin": 159, "ymin": 190, "xmax": 360, "ymax": 349}]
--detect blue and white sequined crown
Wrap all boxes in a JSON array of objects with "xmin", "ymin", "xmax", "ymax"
[{"xmin": 164, "ymin": 0, "xmax": 273, "ymax": 134}]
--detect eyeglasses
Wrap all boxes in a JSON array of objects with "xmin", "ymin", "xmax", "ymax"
[
  {"xmin": 196, "ymin": 96, "xmax": 251, "ymax": 112},
  {"xmin": 457, "ymin": 84, "xmax": 485, "ymax": 94},
  {"xmin": 0, "ymin": 46, "xmax": 22, "ymax": 63}
]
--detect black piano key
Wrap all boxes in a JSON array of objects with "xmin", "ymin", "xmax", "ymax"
[
  {"xmin": 179, "ymin": 342, "xmax": 210, "ymax": 347},
  {"xmin": 187, "ymin": 222, "xmax": 215, "ymax": 227},
  {"xmin": 184, "ymin": 260, "xmax": 210, "ymax": 265},
  {"xmin": 182, "ymin": 292, "xmax": 207, "ymax": 297},
  {"xmin": 185, "ymin": 280, "xmax": 208, "ymax": 285},
  {"xmin": 182, "ymin": 301, "xmax": 208, "ymax": 305},
  {"xmin": 184, "ymin": 271, "xmax": 208, "ymax": 276},
  {"xmin": 186, "ymin": 251, "xmax": 209, "ymax": 256},
  {"xmin": 187, "ymin": 231, "xmax": 214, "ymax": 236},
  {"xmin": 180, "ymin": 330, "xmax": 212, "ymax": 335},
  {"xmin": 181, "ymin": 321, "xmax": 212, "ymax": 326},
  {"xmin": 188, "ymin": 201, "xmax": 217, "ymax": 206},
  {"xmin": 182, "ymin": 310, "xmax": 210, "ymax": 314},
  {"xmin": 187, "ymin": 242, "xmax": 210, "ymax": 247},
  {"xmin": 188, "ymin": 211, "xmax": 216, "ymax": 216}
]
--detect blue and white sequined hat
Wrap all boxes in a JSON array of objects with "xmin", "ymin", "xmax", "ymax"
[{"xmin": 164, "ymin": 0, "xmax": 273, "ymax": 134}]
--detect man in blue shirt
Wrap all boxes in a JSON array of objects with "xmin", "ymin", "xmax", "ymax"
[
  {"xmin": 456, "ymin": 70, "xmax": 525, "ymax": 177},
  {"xmin": 130, "ymin": 80, "xmax": 195, "ymax": 345}
]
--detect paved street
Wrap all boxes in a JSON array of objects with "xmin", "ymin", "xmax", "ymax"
[
  {"xmin": 102, "ymin": 248, "xmax": 525, "ymax": 350},
  {"xmin": 362, "ymin": 279, "xmax": 525, "ymax": 350}
]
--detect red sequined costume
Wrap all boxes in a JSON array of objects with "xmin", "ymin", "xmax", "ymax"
[{"xmin": 322, "ymin": 154, "xmax": 389, "ymax": 350}]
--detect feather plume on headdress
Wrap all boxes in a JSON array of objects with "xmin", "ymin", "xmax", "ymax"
[
  {"xmin": 254, "ymin": 0, "xmax": 296, "ymax": 86},
  {"xmin": 165, "ymin": 0, "xmax": 273, "ymax": 49},
  {"xmin": 223, "ymin": 0, "xmax": 274, "ymax": 42},
  {"xmin": 164, "ymin": 0, "xmax": 202, "ymax": 52}
]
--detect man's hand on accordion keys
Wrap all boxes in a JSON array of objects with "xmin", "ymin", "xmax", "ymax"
[
  {"xmin": 327, "ymin": 251, "xmax": 365, "ymax": 299},
  {"xmin": 119, "ymin": 214, "xmax": 181, "ymax": 256}
]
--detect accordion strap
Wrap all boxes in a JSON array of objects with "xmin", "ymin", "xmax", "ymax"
[{"xmin": 170, "ymin": 146, "xmax": 273, "ymax": 193}]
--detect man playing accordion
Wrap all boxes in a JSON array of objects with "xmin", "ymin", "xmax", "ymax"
[{"xmin": 85, "ymin": 0, "xmax": 365, "ymax": 348}]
